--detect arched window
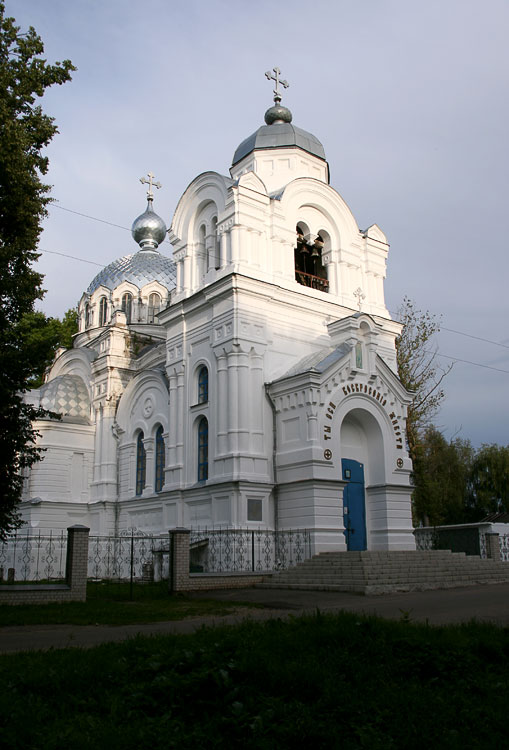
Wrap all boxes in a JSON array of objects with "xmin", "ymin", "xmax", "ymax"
[
  {"xmin": 99, "ymin": 296, "xmax": 108, "ymax": 326},
  {"xmin": 121, "ymin": 293, "xmax": 133, "ymax": 323},
  {"xmin": 198, "ymin": 224, "xmax": 206, "ymax": 279},
  {"xmin": 198, "ymin": 417, "xmax": 208, "ymax": 482},
  {"xmin": 211, "ymin": 216, "xmax": 220, "ymax": 270},
  {"xmin": 198, "ymin": 366, "xmax": 208, "ymax": 404},
  {"xmin": 85, "ymin": 303, "xmax": 92, "ymax": 328},
  {"xmin": 148, "ymin": 292, "xmax": 161, "ymax": 323},
  {"xmin": 294, "ymin": 224, "xmax": 329, "ymax": 293},
  {"xmin": 155, "ymin": 426, "xmax": 165, "ymax": 492},
  {"xmin": 136, "ymin": 432, "xmax": 146, "ymax": 496}
]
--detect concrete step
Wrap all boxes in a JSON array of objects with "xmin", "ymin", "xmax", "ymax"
[{"xmin": 258, "ymin": 550, "xmax": 509, "ymax": 594}]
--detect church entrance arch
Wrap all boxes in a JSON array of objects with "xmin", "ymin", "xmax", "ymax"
[{"xmin": 339, "ymin": 407, "xmax": 386, "ymax": 550}]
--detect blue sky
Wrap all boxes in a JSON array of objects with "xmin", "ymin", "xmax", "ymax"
[{"xmin": 7, "ymin": 0, "xmax": 509, "ymax": 447}]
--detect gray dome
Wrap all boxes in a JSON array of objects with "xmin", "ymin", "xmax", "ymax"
[
  {"xmin": 131, "ymin": 200, "xmax": 167, "ymax": 249},
  {"xmin": 232, "ymin": 122, "xmax": 326, "ymax": 166},
  {"xmin": 264, "ymin": 104, "xmax": 292, "ymax": 125},
  {"xmin": 40, "ymin": 375, "xmax": 90, "ymax": 423},
  {"xmin": 87, "ymin": 249, "xmax": 176, "ymax": 295}
]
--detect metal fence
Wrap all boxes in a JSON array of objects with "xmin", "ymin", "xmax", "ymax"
[
  {"xmin": 0, "ymin": 529, "xmax": 68, "ymax": 582},
  {"xmin": 499, "ymin": 534, "xmax": 509, "ymax": 562},
  {"xmin": 88, "ymin": 531, "xmax": 171, "ymax": 583},
  {"xmin": 189, "ymin": 528, "xmax": 312, "ymax": 573},
  {"xmin": 415, "ymin": 526, "xmax": 509, "ymax": 561}
]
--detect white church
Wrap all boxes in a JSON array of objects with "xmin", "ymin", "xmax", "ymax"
[{"xmin": 21, "ymin": 70, "xmax": 416, "ymax": 553}]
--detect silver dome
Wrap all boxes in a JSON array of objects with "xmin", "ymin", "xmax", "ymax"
[
  {"xmin": 40, "ymin": 375, "xmax": 90, "ymax": 423},
  {"xmin": 131, "ymin": 199, "xmax": 167, "ymax": 249},
  {"xmin": 232, "ymin": 122, "xmax": 326, "ymax": 166},
  {"xmin": 87, "ymin": 250, "xmax": 176, "ymax": 295}
]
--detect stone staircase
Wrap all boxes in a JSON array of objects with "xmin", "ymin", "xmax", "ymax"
[{"xmin": 258, "ymin": 550, "xmax": 509, "ymax": 594}]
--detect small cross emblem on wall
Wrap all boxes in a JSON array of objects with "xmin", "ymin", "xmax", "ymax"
[{"xmin": 353, "ymin": 287, "xmax": 366, "ymax": 311}]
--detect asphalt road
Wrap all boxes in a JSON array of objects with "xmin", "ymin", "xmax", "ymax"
[{"xmin": 1, "ymin": 582, "xmax": 508, "ymax": 654}]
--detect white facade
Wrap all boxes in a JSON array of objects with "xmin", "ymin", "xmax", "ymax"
[{"xmin": 21, "ymin": 96, "xmax": 415, "ymax": 552}]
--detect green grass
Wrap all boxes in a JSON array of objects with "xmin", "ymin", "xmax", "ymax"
[
  {"xmin": 0, "ymin": 582, "xmax": 258, "ymax": 626},
  {"xmin": 1, "ymin": 612, "xmax": 509, "ymax": 748}
]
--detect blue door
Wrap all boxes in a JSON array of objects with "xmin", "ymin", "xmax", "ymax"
[{"xmin": 342, "ymin": 458, "xmax": 367, "ymax": 551}]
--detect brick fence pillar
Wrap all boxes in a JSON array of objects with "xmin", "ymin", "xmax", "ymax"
[
  {"xmin": 66, "ymin": 525, "xmax": 90, "ymax": 601},
  {"xmin": 486, "ymin": 533, "xmax": 500, "ymax": 562},
  {"xmin": 169, "ymin": 528, "xmax": 190, "ymax": 593}
]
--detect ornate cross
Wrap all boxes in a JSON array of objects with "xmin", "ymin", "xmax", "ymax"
[
  {"xmin": 265, "ymin": 67, "xmax": 289, "ymax": 102},
  {"xmin": 353, "ymin": 287, "xmax": 366, "ymax": 312},
  {"xmin": 139, "ymin": 172, "xmax": 162, "ymax": 201}
]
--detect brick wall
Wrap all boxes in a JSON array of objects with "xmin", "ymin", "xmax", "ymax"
[
  {"xmin": 0, "ymin": 525, "xmax": 90, "ymax": 606},
  {"xmin": 170, "ymin": 529, "xmax": 264, "ymax": 591},
  {"xmin": 486, "ymin": 533, "xmax": 500, "ymax": 562}
]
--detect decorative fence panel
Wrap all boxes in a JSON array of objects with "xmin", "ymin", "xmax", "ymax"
[
  {"xmin": 499, "ymin": 535, "xmax": 509, "ymax": 562},
  {"xmin": 88, "ymin": 531, "xmax": 171, "ymax": 582},
  {"xmin": 0, "ymin": 530, "xmax": 68, "ymax": 582},
  {"xmin": 415, "ymin": 527, "xmax": 509, "ymax": 562},
  {"xmin": 189, "ymin": 528, "xmax": 312, "ymax": 573}
]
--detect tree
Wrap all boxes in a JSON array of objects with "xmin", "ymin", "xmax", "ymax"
[
  {"xmin": 395, "ymin": 298, "xmax": 455, "ymax": 525},
  {"xmin": 395, "ymin": 297, "xmax": 452, "ymax": 459},
  {"xmin": 466, "ymin": 444, "xmax": 509, "ymax": 520},
  {"xmin": 0, "ymin": 3, "xmax": 75, "ymax": 537},
  {"xmin": 411, "ymin": 425, "xmax": 474, "ymax": 526},
  {"xmin": 18, "ymin": 308, "xmax": 78, "ymax": 388}
]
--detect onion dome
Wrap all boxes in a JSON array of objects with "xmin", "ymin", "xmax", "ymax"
[
  {"xmin": 232, "ymin": 67, "xmax": 326, "ymax": 165},
  {"xmin": 86, "ymin": 179, "xmax": 176, "ymax": 295},
  {"xmin": 131, "ymin": 198, "xmax": 167, "ymax": 249},
  {"xmin": 264, "ymin": 102, "xmax": 292, "ymax": 125},
  {"xmin": 87, "ymin": 250, "xmax": 176, "ymax": 295}
]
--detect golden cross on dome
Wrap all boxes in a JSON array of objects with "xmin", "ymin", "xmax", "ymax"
[
  {"xmin": 139, "ymin": 172, "xmax": 162, "ymax": 201},
  {"xmin": 265, "ymin": 67, "xmax": 289, "ymax": 102}
]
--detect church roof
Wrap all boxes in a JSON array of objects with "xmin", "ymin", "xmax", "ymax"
[
  {"xmin": 232, "ymin": 122, "xmax": 326, "ymax": 166},
  {"xmin": 278, "ymin": 344, "xmax": 351, "ymax": 380},
  {"xmin": 40, "ymin": 374, "xmax": 90, "ymax": 423},
  {"xmin": 87, "ymin": 249, "xmax": 176, "ymax": 295}
]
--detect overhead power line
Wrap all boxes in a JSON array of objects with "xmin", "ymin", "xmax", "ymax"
[
  {"xmin": 52, "ymin": 204, "xmax": 131, "ymax": 232},
  {"xmin": 390, "ymin": 309, "xmax": 509, "ymax": 352},
  {"xmin": 42, "ymin": 205, "xmax": 509, "ymax": 375},
  {"xmin": 40, "ymin": 248, "xmax": 105, "ymax": 267},
  {"xmin": 51, "ymin": 203, "xmax": 172, "ymax": 244},
  {"xmin": 439, "ymin": 325, "xmax": 509, "ymax": 351},
  {"xmin": 432, "ymin": 351, "xmax": 509, "ymax": 375}
]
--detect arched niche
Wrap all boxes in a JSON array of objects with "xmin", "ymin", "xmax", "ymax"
[
  {"xmin": 169, "ymin": 171, "xmax": 231, "ymax": 246},
  {"xmin": 47, "ymin": 348, "xmax": 95, "ymax": 396},
  {"xmin": 116, "ymin": 369, "xmax": 169, "ymax": 441},
  {"xmin": 339, "ymin": 407, "xmax": 386, "ymax": 487},
  {"xmin": 279, "ymin": 177, "xmax": 360, "ymax": 250}
]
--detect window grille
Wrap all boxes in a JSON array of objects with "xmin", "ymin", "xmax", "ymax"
[
  {"xmin": 155, "ymin": 426, "xmax": 165, "ymax": 492},
  {"xmin": 121, "ymin": 293, "xmax": 133, "ymax": 323},
  {"xmin": 198, "ymin": 366, "xmax": 208, "ymax": 403},
  {"xmin": 198, "ymin": 417, "xmax": 208, "ymax": 482},
  {"xmin": 99, "ymin": 296, "xmax": 108, "ymax": 326},
  {"xmin": 136, "ymin": 432, "xmax": 146, "ymax": 496},
  {"xmin": 147, "ymin": 293, "xmax": 161, "ymax": 323}
]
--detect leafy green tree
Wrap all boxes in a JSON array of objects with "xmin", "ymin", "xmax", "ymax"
[
  {"xmin": 0, "ymin": 3, "xmax": 75, "ymax": 538},
  {"xmin": 17, "ymin": 308, "xmax": 78, "ymax": 388},
  {"xmin": 412, "ymin": 425, "xmax": 474, "ymax": 526},
  {"xmin": 466, "ymin": 444, "xmax": 509, "ymax": 520}
]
